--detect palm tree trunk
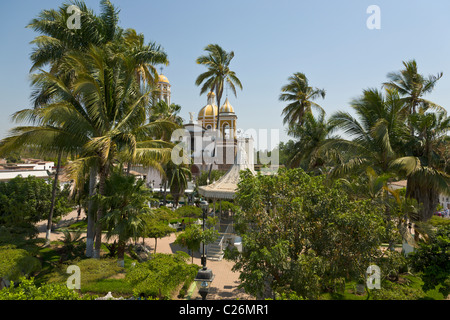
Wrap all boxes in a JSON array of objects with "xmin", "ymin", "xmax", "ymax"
[
  {"xmin": 117, "ymin": 238, "xmax": 126, "ymax": 267},
  {"xmin": 86, "ymin": 166, "xmax": 97, "ymax": 257},
  {"xmin": 208, "ymin": 96, "xmax": 222, "ymax": 181},
  {"xmin": 45, "ymin": 151, "xmax": 62, "ymax": 246},
  {"xmin": 126, "ymin": 161, "xmax": 131, "ymax": 176},
  {"xmin": 93, "ymin": 164, "xmax": 107, "ymax": 259}
]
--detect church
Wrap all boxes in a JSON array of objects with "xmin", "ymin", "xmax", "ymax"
[{"xmin": 145, "ymin": 73, "xmax": 255, "ymax": 194}]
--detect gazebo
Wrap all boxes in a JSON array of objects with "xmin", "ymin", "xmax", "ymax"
[
  {"xmin": 198, "ymin": 139, "xmax": 256, "ymax": 201},
  {"xmin": 197, "ymin": 139, "xmax": 255, "ymax": 260}
]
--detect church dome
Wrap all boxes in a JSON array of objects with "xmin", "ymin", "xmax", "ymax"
[
  {"xmin": 158, "ymin": 74, "xmax": 170, "ymax": 84},
  {"xmin": 198, "ymin": 104, "xmax": 218, "ymax": 118},
  {"xmin": 220, "ymin": 98, "xmax": 234, "ymax": 113}
]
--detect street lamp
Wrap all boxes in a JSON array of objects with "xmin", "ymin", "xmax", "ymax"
[
  {"xmin": 194, "ymin": 267, "xmax": 214, "ymax": 300},
  {"xmin": 194, "ymin": 202, "xmax": 214, "ymax": 300}
]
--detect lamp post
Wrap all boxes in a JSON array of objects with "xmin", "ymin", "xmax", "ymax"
[{"xmin": 194, "ymin": 202, "xmax": 214, "ymax": 300}]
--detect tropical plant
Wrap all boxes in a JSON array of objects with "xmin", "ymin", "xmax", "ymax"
[
  {"xmin": 383, "ymin": 59, "xmax": 443, "ymax": 118},
  {"xmin": 165, "ymin": 161, "xmax": 192, "ymax": 208},
  {"xmin": 390, "ymin": 111, "xmax": 450, "ymax": 222},
  {"xmin": 195, "ymin": 44, "xmax": 242, "ymax": 179},
  {"xmin": 5, "ymin": 0, "xmax": 174, "ymax": 259},
  {"xmin": 100, "ymin": 171, "xmax": 152, "ymax": 266},
  {"xmin": 284, "ymin": 110, "xmax": 337, "ymax": 173},
  {"xmin": 279, "ymin": 72, "xmax": 326, "ymax": 127},
  {"xmin": 232, "ymin": 168, "xmax": 393, "ymax": 299},
  {"xmin": 325, "ymin": 87, "xmax": 408, "ymax": 177}
]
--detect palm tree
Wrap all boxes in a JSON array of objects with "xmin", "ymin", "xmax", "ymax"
[
  {"xmin": 195, "ymin": 44, "xmax": 242, "ymax": 179},
  {"xmin": 285, "ymin": 110, "xmax": 337, "ymax": 173},
  {"xmin": 15, "ymin": 0, "xmax": 172, "ymax": 258},
  {"xmin": 165, "ymin": 161, "xmax": 192, "ymax": 208},
  {"xmin": 150, "ymin": 100, "xmax": 184, "ymax": 126},
  {"xmin": 279, "ymin": 72, "xmax": 326, "ymax": 127},
  {"xmin": 1, "ymin": 44, "xmax": 175, "ymax": 259},
  {"xmin": 390, "ymin": 110, "xmax": 450, "ymax": 222},
  {"xmin": 101, "ymin": 171, "xmax": 151, "ymax": 267},
  {"xmin": 61, "ymin": 45, "xmax": 174, "ymax": 258},
  {"xmin": 383, "ymin": 59, "xmax": 444, "ymax": 134},
  {"xmin": 27, "ymin": 0, "xmax": 121, "ymax": 73},
  {"xmin": 325, "ymin": 88, "xmax": 408, "ymax": 176}
]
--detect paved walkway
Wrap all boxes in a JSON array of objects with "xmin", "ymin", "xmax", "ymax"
[{"xmin": 36, "ymin": 209, "xmax": 254, "ymax": 300}]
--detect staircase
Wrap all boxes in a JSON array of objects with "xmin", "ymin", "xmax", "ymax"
[
  {"xmin": 206, "ymin": 233, "xmax": 224, "ymax": 261},
  {"xmin": 205, "ymin": 222, "xmax": 234, "ymax": 261}
]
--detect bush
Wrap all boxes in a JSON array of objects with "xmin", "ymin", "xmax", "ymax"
[
  {"xmin": 46, "ymin": 258, "xmax": 123, "ymax": 286},
  {"xmin": 408, "ymin": 225, "xmax": 450, "ymax": 297},
  {"xmin": 0, "ymin": 277, "xmax": 92, "ymax": 300},
  {"xmin": 370, "ymin": 280, "xmax": 426, "ymax": 300},
  {"xmin": 0, "ymin": 245, "xmax": 41, "ymax": 284},
  {"xmin": 126, "ymin": 252, "xmax": 199, "ymax": 299},
  {"xmin": 174, "ymin": 205, "xmax": 202, "ymax": 219}
]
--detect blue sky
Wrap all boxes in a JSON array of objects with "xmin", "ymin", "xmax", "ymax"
[{"xmin": 1, "ymin": 0, "xmax": 450, "ymax": 147}]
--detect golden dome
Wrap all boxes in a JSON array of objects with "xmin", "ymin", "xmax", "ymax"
[
  {"xmin": 198, "ymin": 104, "xmax": 218, "ymax": 118},
  {"xmin": 220, "ymin": 98, "xmax": 234, "ymax": 113},
  {"xmin": 158, "ymin": 74, "xmax": 170, "ymax": 84}
]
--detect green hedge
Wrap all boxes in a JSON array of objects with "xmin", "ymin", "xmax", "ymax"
[{"xmin": 126, "ymin": 252, "xmax": 199, "ymax": 299}]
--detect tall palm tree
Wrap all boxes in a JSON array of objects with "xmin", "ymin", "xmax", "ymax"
[
  {"xmin": 325, "ymin": 88, "xmax": 408, "ymax": 177},
  {"xmin": 383, "ymin": 59, "xmax": 443, "ymax": 133},
  {"xmin": 2, "ymin": 44, "xmax": 175, "ymax": 259},
  {"xmin": 279, "ymin": 72, "xmax": 326, "ymax": 127},
  {"xmin": 195, "ymin": 44, "xmax": 242, "ymax": 180},
  {"xmin": 20, "ymin": 0, "xmax": 172, "ymax": 257},
  {"xmin": 390, "ymin": 110, "xmax": 450, "ymax": 222},
  {"xmin": 27, "ymin": 0, "xmax": 121, "ymax": 73}
]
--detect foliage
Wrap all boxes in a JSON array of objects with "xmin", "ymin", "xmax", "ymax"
[
  {"xmin": 195, "ymin": 170, "xmax": 226, "ymax": 187},
  {"xmin": 46, "ymin": 258, "xmax": 123, "ymax": 286},
  {"xmin": 101, "ymin": 171, "xmax": 152, "ymax": 263},
  {"xmin": 279, "ymin": 72, "xmax": 326, "ymax": 126},
  {"xmin": 408, "ymin": 225, "xmax": 450, "ymax": 296},
  {"xmin": 0, "ymin": 277, "xmax": 93, "ymax": 300},
  {"xmin": 209, "ymin": 200, "xmax": 238, "ymax": 212},
  {"xmin": 174, "ymin": 224, "xmax": 219, "ymax": 263},
  {"xmin": 0, "ymin": 176, "xmax": 72, "ymax": 237},
  {"xmin": 370, "ymin": 279, "xmax": 426, "ymax": 300},
  {"xmin": 174, "ymin": 205, "xmax": 202, "ymax": 220},
  {"xmin": 126, "ymin": 252, "xmax": 199, "ymax": 299},
  {"xmin": 59, "ymin": 229, "xmax": 86, "ymax": 261},
  {"xmin": 232, "ymin": 168, "xmax": 391, "ymax": 299},
  {"xmin": 0, "ymin": 245, "xmax": 42, "ymax": 284}
]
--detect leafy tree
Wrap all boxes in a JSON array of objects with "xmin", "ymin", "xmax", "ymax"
[
  {"xmin": 408, "ymin": 225, "xmax": 450, "ymax": 297},
  {"xmin": 0, "ymin": 176, "xmax": 72, "ymax": 238},
  {"xmin": 231, "ymin": 168, "xmax": 397, "ymax": 299},
  {"xmin": 0, "ymin": 246, "xmax": 41, "ymax": 286},
  {"xmin": 175, "ymin": 224, "xmax": 218, "ymax": 263}
]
